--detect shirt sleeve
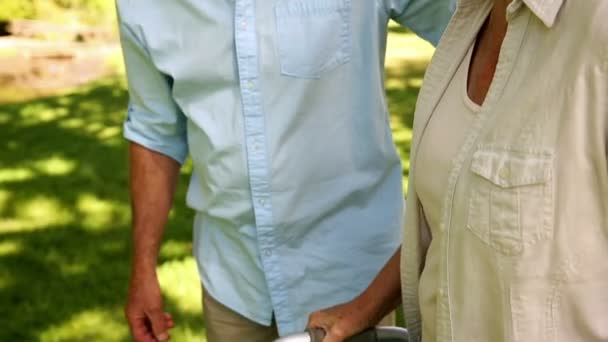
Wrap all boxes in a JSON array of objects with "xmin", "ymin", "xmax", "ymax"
[
  {"xmin": 117, "ymin": 15, "xmax": 189, "ymax": 164},
  {"xmin": 384, "ymin": 0, "xmax": 456, "ymax": 46}
]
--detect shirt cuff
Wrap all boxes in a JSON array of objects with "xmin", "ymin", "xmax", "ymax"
[{"xmin": 123, "ymin": 119, "xmax": 188, "ymax": 165}]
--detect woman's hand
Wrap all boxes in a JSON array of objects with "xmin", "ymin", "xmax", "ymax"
[
  {"xmin": 307, "ymin": 297, "xmax": 374, "ymax": 342},
  {"xmin": 307, "ymin": 248, "xmax": 403, "ymax": 342}
]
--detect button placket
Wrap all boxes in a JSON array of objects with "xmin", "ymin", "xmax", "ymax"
[
  {"xmin": 437, "ymin": 10, "xmax": 532, "ymax": 342},
  {"xmin": 234, "ymin": 0, "xmax": 293, "ymax": 332}
]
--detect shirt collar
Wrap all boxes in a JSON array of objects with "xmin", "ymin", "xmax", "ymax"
[
  {"xmin": 459, "ymin": 0, "xmax": 565, "ymax": 28},
  {"xmin": 508, "ymin": 0, "xmax": 565, "ymax": 27}
]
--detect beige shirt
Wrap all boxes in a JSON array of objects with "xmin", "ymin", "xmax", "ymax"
[
  {"xmin": 415, "ymin": 44, "xmax": 480, "ymax": 342},
  {"xmin": 401, "ymin": 0, "xmax": 608, "ymax": 341}
]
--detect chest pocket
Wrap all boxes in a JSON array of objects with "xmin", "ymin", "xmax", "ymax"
[
  {"xmin": 274, "ymin": 0, "xmax": 352, "ymax": 79},
  {"xmin": 466, "ymin": 148, "xmax": 554, "ymax": 255}
]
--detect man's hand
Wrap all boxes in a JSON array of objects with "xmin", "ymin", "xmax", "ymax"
[
  {"xmin": 307, "ymin": 298, "xmax": 374, "ymax": 342},
  {"xmin": 125, "ymin": 273, "xmax": 175, "ymax": 342},
  {"xmin": 126, "ymin": 143, "xmax": 182, "ymax": 342}
]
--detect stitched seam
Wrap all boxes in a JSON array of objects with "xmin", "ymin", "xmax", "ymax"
[{"xmin": 442, "ymin": 7, "xmax": 531, "ymax": 340}]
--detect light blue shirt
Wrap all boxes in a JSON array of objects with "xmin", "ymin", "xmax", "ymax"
[{"xmin": 117, "ymin": 0, "xmax": 454, "ymax": 336}]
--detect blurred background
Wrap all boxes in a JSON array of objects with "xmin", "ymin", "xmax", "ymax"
[{"xmin": 0, "ymin": 2, "xmax": 434, "ymax": 341}]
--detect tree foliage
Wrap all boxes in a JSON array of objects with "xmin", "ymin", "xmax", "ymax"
[
  {"xmin": 0, "ymin": 0, "xmax": 36, "ymax": 21},
  {"xmin": 0, "ymin": 0, "xmax": 114, "ymax": 25}
]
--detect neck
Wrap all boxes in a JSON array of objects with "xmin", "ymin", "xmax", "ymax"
[
  {"xmin": 489, "ymin": 0, "xmax": 510, "ymax": 30},
  {"xmin": 493, "ymin": 0, "xmax": 511, "ymax": 10}
]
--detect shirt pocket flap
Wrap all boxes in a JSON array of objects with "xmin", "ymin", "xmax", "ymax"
[{"xmin": 470, "ymin": 148, "xmax": 553, "ymax": 188}]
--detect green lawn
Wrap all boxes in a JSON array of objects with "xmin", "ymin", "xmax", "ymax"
[{"xmin": 0, "ymin": 26, "xmax": 433, "ymax": 341}]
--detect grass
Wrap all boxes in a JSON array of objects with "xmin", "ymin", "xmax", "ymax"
[{"xmin": 0, "ymin": 23, "xmax": 433, "ymax": 341}]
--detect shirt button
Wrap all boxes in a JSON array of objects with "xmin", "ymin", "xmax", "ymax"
[
  {"xmin": 245, "ymin": 80, "xmax": 255, "ymax": 89},
  {"xmin": 240, "ymin": 20, "xmax": 247, "ymax": 29},
  {"xmin": 439, "ymin": 288, "xmax": 446, "ymax": 297},
  {"xmin": 258, "ymin": 198, "xmax": 266, "ymax": 207},
  {"xmin": 263, "ymin": 249, "xmax": 272, "ymax": 257}
]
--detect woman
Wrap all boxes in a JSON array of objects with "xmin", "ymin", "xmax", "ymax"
[{"xmin": 308, "ymin": 0, "xmax": 608, "ymax": 340}]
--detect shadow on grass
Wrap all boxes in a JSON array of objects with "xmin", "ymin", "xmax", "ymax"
[
  {"xmin": 388, "ymin": 25, "xmax": 412, "ymax": 34},
  {"xmin": 0, "ymin": 77, "xmax": 200, "ymax": 341}
]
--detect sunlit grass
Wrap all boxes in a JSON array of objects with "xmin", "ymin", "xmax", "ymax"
[
  {"xmin": 106, "ymin": 49, "xmax": 127, "ymax": 75},
  {"xmin": 0, "ymin": 195, "xmax": 75, "ymax": 233},
  {"xmin": 386, "ymin": 22, "xmax": 435, "ymax": 66},
  {"xmin": 160, "ymin": 240, "xmax": 193, "ymax": 260},
  {"xmin": 34, "ymin": 156, "xmax": 78, "ymax": 176},
  {"xmin": 0, "ymin": 190, "xmax": 10, "ymax": 212},
  {"xmin": 0, "ymin": 167, "xmax": 35, "ymax": 182},
  {"xmin": 385, "ymin": 23, "xmax": 433, "ymax": 191},
  {"xmin": 0, "ymin": 240, "xmax": 22, "ymax": 257},
  {"xmin": 159, "ymin": 258, "xmax": 203, "ymax": 316},
  {"xmin": 19, "ymin": 105, "xmax": 70, "ymax": 125},
  {"xmin": 0, "ymin": 157, "xmax": 76, "ymax": 183},
  {"xmin": 76, "ymin": 193, "xmax": 130, "ymax": 231},
  {"xmin": 38, "ymin": 308, "xmax": 129, "ymax": 342},
  {"xmin": 0, "ymin": 26, "xmax": 431, "ymax": 341}
]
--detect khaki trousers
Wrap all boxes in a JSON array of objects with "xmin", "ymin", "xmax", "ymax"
[{"xmin": 202, "ymin": 287, "xmax": 395, "ymax": 342}]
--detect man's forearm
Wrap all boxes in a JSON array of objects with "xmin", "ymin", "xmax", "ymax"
[
  {"xmin": 129, "ymin": 142, "xmax": 181, "ymax": 276},
  {"xmin": 356, "ymin": 247, "xmax": 402, "ymax": 325}
]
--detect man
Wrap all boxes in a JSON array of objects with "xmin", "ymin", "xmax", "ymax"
[{"xmin": 117, "ymin": 0, "xmax": 454, "ymax": 341}]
